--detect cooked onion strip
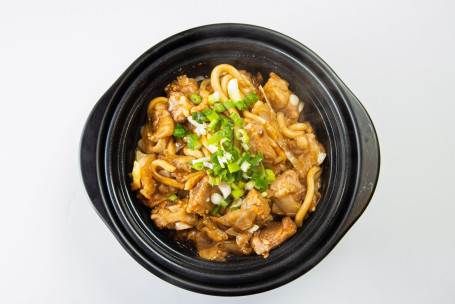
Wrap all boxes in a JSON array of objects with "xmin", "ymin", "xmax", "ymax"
[
  {"xmin": 165, "ymin": 137, "xmax": 176, "ymax": 155},
  {"xmin": 220, "ymin": 74, "xmax": 234, "ymax": 98},
  {"xmin": 294, "ymin": 166, "xmax": 321, "ymax": 227},
  {"xmin": 150, "ymin": 160, "xmax": 185, "ymax": 189},
  {"xmin": 183, "ymin": 146, "xmax": 205, "ymax": 158}
]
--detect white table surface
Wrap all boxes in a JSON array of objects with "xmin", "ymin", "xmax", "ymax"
[{"xmin": 1, "ymin": 0, "xmax": 454, "ymax": 303}]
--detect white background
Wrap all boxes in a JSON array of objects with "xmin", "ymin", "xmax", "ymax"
[{"xmin": 1, "ymin": 0, "xmax": 454, "ymax": 303}]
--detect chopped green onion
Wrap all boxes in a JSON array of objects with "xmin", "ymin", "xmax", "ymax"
[
  {"xmin": 192, "ymin": 112, "xmax": 208, "ymax": 124},
  {"xmin": 219, "ymin": 138, "xmax": 231, "ymax": 149},
  {"xmin": 214, "ymin": 103, "xmax": 226, "ymax": 113},
  {"xmin": 245, "ymin": 180, "xmax": 255, "ymax": 190},
  {"xmin": 244, "ymin": 92, "xmax": 259, "ymax": 107},
  {"xmin": 236, "ymin": 129, "xmax": 249, "ymax": 144},
  {"xmin": 227, "ymin": 79, "xmax": 242, "ymax": 101},
  {"xmin": 231, "ymin": 206, "xmax": 239, "ymax": 211},
  {"xmin": 240, "ymin": 161, "xmax": 251, "ymax": 172},
  {"xmin": 237, "ymin": 181, "xmax": 246, "ymax": 189},
  {"xmin": 266, "ymin": 169, "xmax": 275, "ymax": 182},
  {"xmin": 229, "ymin": 112, "xmax": 245, "ymax": 127},
  {"xmin": 227, "ymin": 162, "xmax": 241, "ymax": 173},
  {"xmin": 207, "ymin": 118, "xmax": 220, "ymax": 132},
  {"xmin": 235, "ymin": 100, "xmax": 248, "ymax": 111},
  {"xmin": 192, "ymin": 162, "xmax": 205, "ymax": 171},
  {"xmin": 232, "ymin": 189, "xmax": 245, "ymax": 199},
  {"xmin": 208, "ymin": 129, "xmax": 231, "ymax": 145},
  {"xmin": 187, "ymin": 134, "xmax": 202, "ymax": 150},
  {"xmin": 208, "ymin": 91, "xmax": 220, "ymax": 105},
  {"xmin": 209, "ymin": 175, "xmax": 222, "ymax": 185},
  {"xmin": 254, "ymin": 178, "xmax": 268, "ymax": 191},
  {"xmin": 211, "ymin": 205, "xmax": 221, "ymax": 215},
  {"xmin": 168, "ymin": 194, "xmax": 178, "ymax": 201},
  {"xmin": 219, "ymin": 201, "xmax": 228, "ymax": 208},
  {"xmin": 223, "ymin": 99, "xmax": 235, "ymax": 110},
  {"xmin": 221, "ymin": 118, "xmax": 234, "ymax": 130},
  {"xmin": 249, "ymin": 152, "xmax": 263, "ymax": 166},
  {"xmin": 189, "ymin": 94, "xmax": 202, "ymax": 105},
  {"xmin": 242, "ymin": 143, "xmax": 250, "ymax": 151},
  {"xmin": 173, "ymin": 123, "xmax": 190, "ymax": 138},
  {"xmin": 206, "ymin": 110, "xmax": 220, "ymax": 122}
]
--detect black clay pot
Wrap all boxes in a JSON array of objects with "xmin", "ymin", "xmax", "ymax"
[{"xmin": 80, "ymin": 23, "xmax": 380, "ymax": 296}]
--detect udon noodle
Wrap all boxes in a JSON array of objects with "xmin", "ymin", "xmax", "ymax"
[{"xmin": 130, "ymin": 64, "xmax": 326, "ymax": 260}]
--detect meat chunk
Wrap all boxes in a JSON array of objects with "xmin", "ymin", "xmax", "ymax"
[
  {"xmin": 187, "ymin": 230, "xmax": 228, "ymax": 261},
  {"xmin": 244, "ymin": 123, "xmax": 277, "ymax": 165},
  {"xmin": 269, "ymin": 170, "xmax": 306, "ymax": 217},
  {"xmin": 263, "ymin": 72, "xmax": 290, "ymax": 111},
  {"xmin": 165, "ymin": 75, "xmax": 198, "ymax": 96},
  {"xmin": 167, "ymin": 92, "xmax": 192, "ymax": 123},
  {"xmin": 160, "ymin": 154, "xmax": 195, "ymax": 172},
  {"xmin": 239, "ymin": 70, "xmax": 263, "ymax": 88},
  {"xmin": 251, "ymin": 217, "xmax": 297, "ymax": 258},
  {"xmin": 151, "ymin": 199, "xmax": 198, "ymax": 230},
  {"xmin": 147, "ymin": 103, "xmax": 174, "ymax": 142},
  {"xmin": 200, "ymin": 217, "xmax": 229, "ymax": 242},
  {"xmin": 187, "ymin": 176, "xmax": 215, "ymax": 216},
  {"xmin": 297, "ymin": 133, "xmax": 327, "ymax": 177},
  {"xmin": 241, "ymin": 188, "xmax": 271, "ymax": 220},
  {"xmin": 222, "ymin": 209, "xmax": 257, "ymax": 231}
]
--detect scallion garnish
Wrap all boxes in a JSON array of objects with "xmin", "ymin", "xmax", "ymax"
[
  {"xmin": 229, "ymin": 112, "xmax": 245, "ymax": 127},
  {"xmin": 187, "ymin": 134, "xmax": 202, "ymax": 150},
  {"xmin": 168, "ymin": 194, "xmax": 178, "ymax": 201},
  {"xmin": 214, "ymin": 103, "xmax": 226, "ymax": 113},
  {"xmin": 189, "ymin": 93, "xmax": 202, "ymax": 105},
  {"xmin": 236, "ymin": 129, "xmax": 249, "ymax": 144},
  {"xmin": 173, "ymin": 123, "xmax": 190, "ymax": 138},
  {"xmin": 232, "ymin": 189, "xmax": 245, "ymax": 199},
  {"xmin": 223, "ymin": 99, "xmax": 235, "ymax": 110},
  {"xmin": 235, "ymin": 100, "xmax": 248, "ymax": 111},
  {"xmin": 243, "ymin": 92, "xmax": 259, "ymax": 107}
]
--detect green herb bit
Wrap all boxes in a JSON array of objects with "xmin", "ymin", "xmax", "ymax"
[
  {"xmin": 187, "ymin": 134, "xmax": 202, "ymax": 150},
  {"xmin": 173, "ymin": 123, "xmax": 190, "ymax": 138},
  {"xmin": 235, "ymin": 100, "xmax": 248, "ymax": 111},
  {"xmin": 244, "ymin": 92, "xmax": 259, "ymax": 107},
  {"xmin": 189, "ymin": 93, "xmax": 202, "ymax": 105},
  {"xmin": 168, "ymin": 194, "xmax": 178, "ymax": 201},
  {"xmin": 232, "ymin": 189, "xmax": 245, "ymax": 199},
  {"xmin": 214, "ymin": 103, "xmax": 226, "ymax": 113},
  {"xmin": 223, "ymin": 99, "xmax": 235, "ymax": 110},
  {"xmin": 211, "ymin": 205, "xmax": 221, "ymax": 215},
  {"xmin": 229, "ymin": 112, "xmax": 245, "ymax": 127}
]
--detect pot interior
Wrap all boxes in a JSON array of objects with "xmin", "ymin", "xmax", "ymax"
[{"xmin": 108, "ymin": 36, "xmax": 346, "ymax": 277}]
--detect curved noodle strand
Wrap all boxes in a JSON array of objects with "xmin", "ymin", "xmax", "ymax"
[
  {"xmin": 200, "ymin": 79, "xmax": 211, "ymax": 91},
  {"xmin": 277, "ymin": 112, "xmax": 306, "ymax": 138},
  {"xmin": 138, "ymin": 138, "xmax": 167, "ymax": 153},
  {"xmin": 147, "ymin": 97, "xmax": 168, "ymax": 119},
  {"xmin": 210, "ymin": 64, "xmax": 255, "ymax": 101},
  {"xmin": 150, "ymin": 159, "xmax": 185, "ymax": 189},
  {"xmin": 294, "ymin": 166, "xmax": 321, "ymax": 227}
]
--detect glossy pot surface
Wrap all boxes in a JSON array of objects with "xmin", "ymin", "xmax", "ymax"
[{"xmin": 80, "ymin": 23, "xmax": 380, "ymax": 296}]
